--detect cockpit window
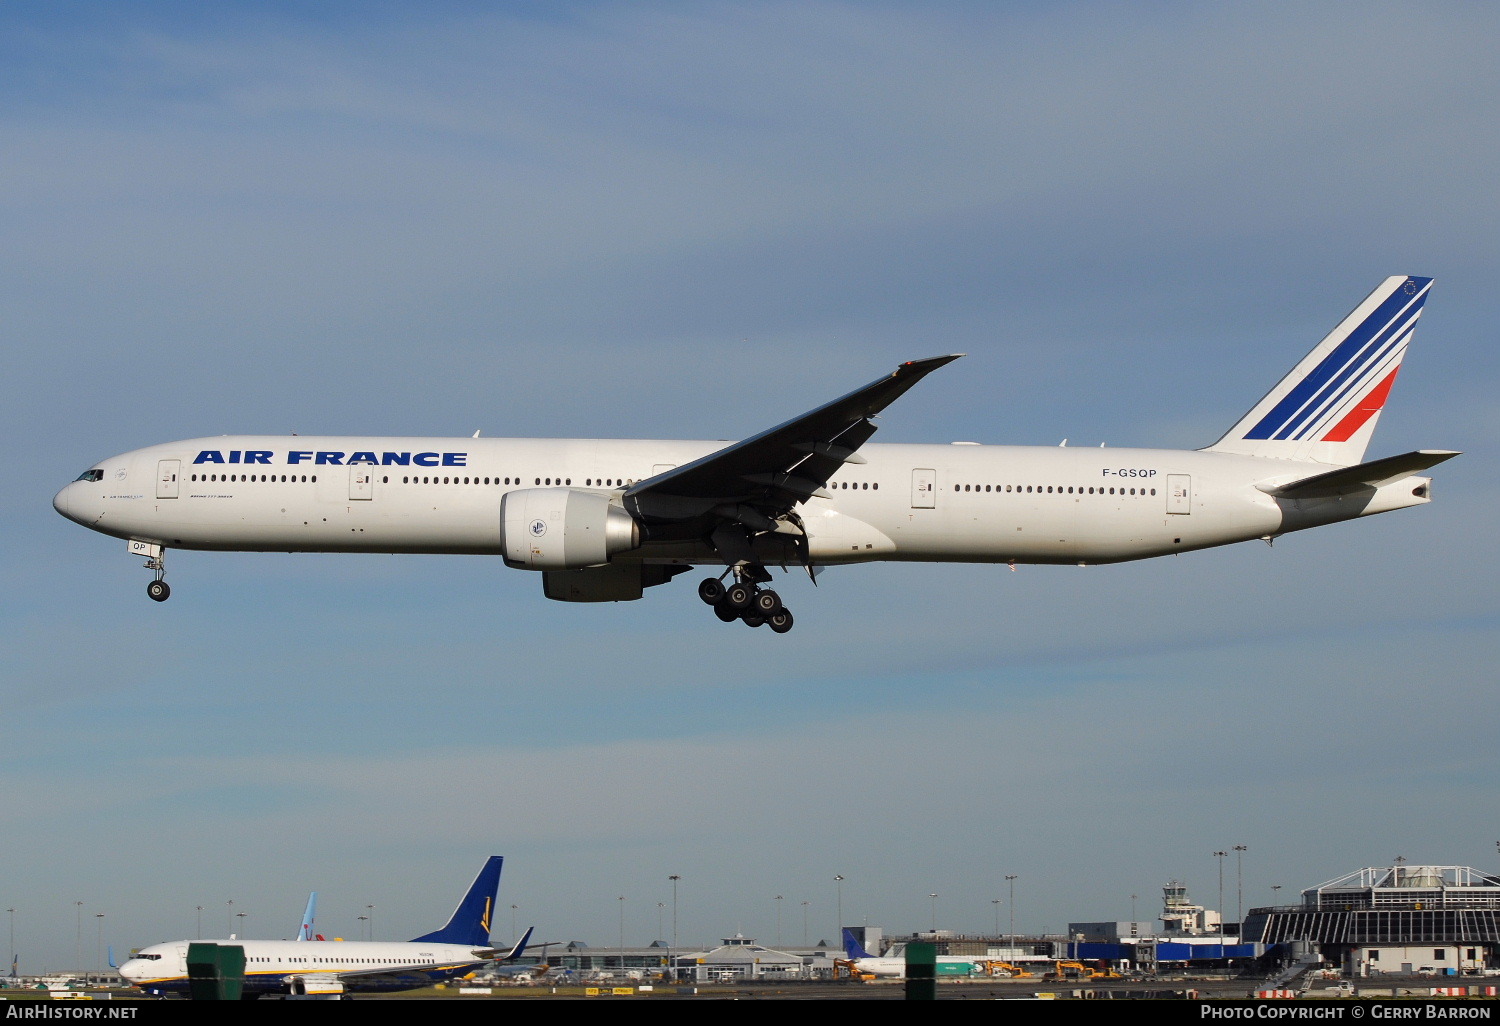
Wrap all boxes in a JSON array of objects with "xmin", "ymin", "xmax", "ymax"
[{"xmin": 75, "ymin": 469, "xmax": 104, "ymax": 482}]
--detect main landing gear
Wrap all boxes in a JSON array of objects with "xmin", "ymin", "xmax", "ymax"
[{"xmin": 698, "ymin": 574, "xmax": 794, "ymax": 633}]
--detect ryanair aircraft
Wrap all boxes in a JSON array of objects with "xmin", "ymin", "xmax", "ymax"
[
  {"xmin": 117, "ymin": 856, "xmax": 529, "ymax": 998},
  {"xmin": 55, "ymin": 276, "xmax": 1456, "ymax": 634}
]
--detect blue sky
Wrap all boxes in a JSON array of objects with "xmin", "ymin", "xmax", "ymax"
[{"xmin": 4, "ymin": 1, "xmax": 1498, "ymax": 969}]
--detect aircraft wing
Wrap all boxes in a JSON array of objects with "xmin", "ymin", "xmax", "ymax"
[
  {"xmin": 624, "ymin": 355, "xmax": 962, "ymax": 533},
  {"xmin": 323, "ymin": 957, "xmax": 479, "ymax": 986},
  {"xmin": 1259, "ymin": 449, "xmax": 1460, "ymax": 499}
]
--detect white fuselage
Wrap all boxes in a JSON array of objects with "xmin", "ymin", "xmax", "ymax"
[
  {"xmin": 845, "ymin": 951, "xmax": 985, "ymax": 978},
  {"xmin": 53, "ymin": 434, "xmax": 1433, "ymax": 570},
  {"xmin": 117, "ymin": 936, "xmax": 489, "ymax": 996}
]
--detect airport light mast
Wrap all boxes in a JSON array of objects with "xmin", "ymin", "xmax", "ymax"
[
  {"xmin": 669, "ymin": 875, "xmax": 680, "ymax": 982},
  {"xmin": 1235, "ymin": 846, "xmax": 1247, "ymax": 928},
  {"xmin": 834, "ymin": 875, "xmax": 844, "ymax": 939},
  {"xmin": 1213, "ymin": 852, "xmax": 1228, "ymax": 957},
  {"xmin": 1005, "ymin": 876, "xmax": 1017, "ymax": 945}
]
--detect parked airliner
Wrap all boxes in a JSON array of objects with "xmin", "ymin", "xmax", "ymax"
[
  {"xmin": 54, "ymin": 276, "xmax": 1456, "ymax": 633},
  {"xmin": 840, "ymin": 928, "xmax": 985, "ymax": 978},
  {"xmin": 117, "ymin": 856, "xmax": 532, "ymax": 997}
]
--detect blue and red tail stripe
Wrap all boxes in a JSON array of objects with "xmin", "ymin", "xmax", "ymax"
[
  {"xmin": 1243, "ymin": 276, "xmax": 1431, "ymax": 441},
  {"xmin": 1319, "ymin": 366, "xmax": 1400, "ymax": 443}
]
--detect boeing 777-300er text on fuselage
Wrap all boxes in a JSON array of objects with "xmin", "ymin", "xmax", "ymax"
[
  {"xmin": 54, "ymin": 276, "xmax": 1458, "ymax": 633},
  {"xmin": 117, "ymin": 856, "xmax": 533, "ymax": 997}
]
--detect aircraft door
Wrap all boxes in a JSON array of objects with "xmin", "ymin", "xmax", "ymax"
[
  {"xmin": 911, "ymin": 468, "xmax": 936, "ymax": 508},
  {"xmin": 156, "ymin": 460, "xmax": 180, "ymax": 499},
  {"xmin": 1166, "ymin": 474, "xmax": 1191, "ymax": 514},
  {"xmin": 349, "ymin": 467, "xmax": 374, "ymax": 500}
]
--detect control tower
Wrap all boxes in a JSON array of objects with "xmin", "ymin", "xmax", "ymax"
[{"xmin": 1160, "ymin": 879, "xmax": 1221, "ymax": 935}]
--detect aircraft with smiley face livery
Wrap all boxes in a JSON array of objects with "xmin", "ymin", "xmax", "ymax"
[{"xmin": 54, "ymin": 276, "xmax": 1457, "ymax": 633}]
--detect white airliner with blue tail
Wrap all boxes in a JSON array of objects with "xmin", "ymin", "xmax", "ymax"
[
  {"xmin": 840, "ymin": 928, "xmax": 987, "ymax": 978},
  {"xmin": 54, "ymin": 276, "xmax": 1456, "ymax": 633},
  {"xmin": 117, "ymin": 856, "xmax": 532, "ymax": 998}
]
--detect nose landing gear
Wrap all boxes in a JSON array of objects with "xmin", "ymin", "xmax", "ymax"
[{"xmin": 143, "ymin": 550, "xmax": 170, "ymax": 602}]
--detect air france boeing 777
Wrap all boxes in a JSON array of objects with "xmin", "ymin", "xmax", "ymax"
[{"xmin": 54, "ymin": 276, "xmax": 1457, "ymax": 633}]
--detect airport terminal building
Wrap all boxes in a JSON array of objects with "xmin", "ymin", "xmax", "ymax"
[{"xmin": 1243, "ymin": 863, "xmax": 1500, "ymax": 976}]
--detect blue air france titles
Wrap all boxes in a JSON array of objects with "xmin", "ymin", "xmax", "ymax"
[{"xmin": 193, "ymin": 449, "xmax": 469, "ymax": 467}]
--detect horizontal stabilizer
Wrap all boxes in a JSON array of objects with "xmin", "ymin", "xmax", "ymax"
[{"xmin": 1259, "ymin": 450, "xmax": 1460, "ymax": 499}]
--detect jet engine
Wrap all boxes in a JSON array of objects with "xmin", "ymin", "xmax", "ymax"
[{"xmin": 500, "ymin": 488, "xmax": 640, "ymax": 570}]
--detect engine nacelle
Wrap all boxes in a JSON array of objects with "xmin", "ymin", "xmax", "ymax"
[{"xmin": 500, "ymin": 488, "xmax": 640, "ymax": 570}]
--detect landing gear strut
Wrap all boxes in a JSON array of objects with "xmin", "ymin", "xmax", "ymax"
[
  {"xmin": 698, "ymin": 568, "xmax": 793, "ymax": 633},
  {"xmin": 144, "ymin": 551, "xmax": 170, "ymax": 602}
]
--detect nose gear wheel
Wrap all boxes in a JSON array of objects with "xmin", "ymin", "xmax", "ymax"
[{"xmin": 144, "ymin": 552, "xmax": 170, "ymax": 602}]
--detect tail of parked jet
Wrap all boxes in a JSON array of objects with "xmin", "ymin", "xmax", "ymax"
[
  {"xmin": 1207, "ymin": 275, "xmax": 1433, "ymax": 466},
  {"xmin": 410, "ymin": 855, "xmax": 503, "ymax": 946},
  {"xmin": 295, "ymin": 892, "xmax": 317, "ymax": 941},
  {"xmin": 842, "ymin": 927, "xmax": 875, "ymax": 960}
]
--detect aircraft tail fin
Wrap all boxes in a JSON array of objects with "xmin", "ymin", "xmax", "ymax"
[
  {"xmin": 411, "ymin": 856, "xmax": 503, "ymax": 947},
  {"xmin": 1205, "ymin": 276, "xmax": 1433, "ymax": 465},
  {"xmin": 842, "ymin": 927, "xmax": 874, "ymax": 960},
  {"xmin": 295, "ymin": 892, "xmax": 317, "ymax": 941}
]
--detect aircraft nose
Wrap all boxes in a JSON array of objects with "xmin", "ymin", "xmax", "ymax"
[{"xmin": 53, "ymin": 484, "xmax": 72, "ymax": 520}]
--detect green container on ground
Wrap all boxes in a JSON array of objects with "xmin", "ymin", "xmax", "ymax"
[
  {"xmin": 905, "ymin": 941, "xmax": 936, "ymax": 1001},
  {"xmin": 186, "ymin": 942, "xmax": 246, "ymax": 1001}
]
